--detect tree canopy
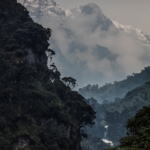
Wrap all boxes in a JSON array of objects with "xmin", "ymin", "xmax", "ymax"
[
  {"xmin": 107, "ymin": 105, "xmax": 150, "ymax": 150},
  {"xmin": 0, "ymin": 0, "xmax": 96, "ymax": 150}
]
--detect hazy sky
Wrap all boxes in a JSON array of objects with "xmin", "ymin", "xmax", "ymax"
[{"xmin": 55, "ymin": 0, "xmax": 150, "ymax": 34}]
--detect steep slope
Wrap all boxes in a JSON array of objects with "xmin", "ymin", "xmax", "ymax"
[
  {"xmin": 0, "ymin": 1, "xmax": 96, "ymax": 150},
  {"xmin": 71, "ymin": 3, "xmax": 116, "ymax": 31},
  {"xmin": 79, "ymin": 66, "xmax": 150, "ymax": 103}
]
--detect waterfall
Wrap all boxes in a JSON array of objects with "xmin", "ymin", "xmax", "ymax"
[
  {"xmin": 102, "ymin": 125, "xmax": 113, "ymax": 146},
  {"xmin": 104, "ymin": 125, "xmax": 108, "ymax": 138}
]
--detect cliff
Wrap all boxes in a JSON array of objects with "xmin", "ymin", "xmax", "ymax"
[{"xmin": 0, "ymin": 0, "xmax": 95, "ymax": 150}]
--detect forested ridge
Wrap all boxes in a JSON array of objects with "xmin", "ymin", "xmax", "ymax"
[
  {"xmin": 79, "ymin": 66, "xmax": 150, "ymax": 103},
  {"xmin": 0, "ymin": 0, "xmax": 96, "ymax": 150}
]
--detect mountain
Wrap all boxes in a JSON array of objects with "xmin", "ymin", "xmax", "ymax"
[
  {"xmin": 24, "ymin": 0, "xmax": 150, "ymax": 87},
  {"xmin": 22, "ymin": 0, "xmax": 150, "ymax": 88},
  {"xmin": 79, "ymin": 66, "xmax": 150, "ymax": 103},
  {"xmin": 71, "ymin": 3, "xmax": 116, "ymax": 31},
  {"xmin": 24, "ymin": 1, "xmax": 114, "ymax": 28},
  {"xmin": 15, "ymin": 1, "xmax": 150, "ymax": 149},
  {"xmin": 24, "ymin": 0, "xmax": 150, "ymax": 44},
  {"xmin": 0, "ymin": 0, "xmax": 96, "ymax": 149}
]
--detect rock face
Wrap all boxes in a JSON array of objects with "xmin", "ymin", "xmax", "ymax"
[{"xmin": 79, "ymin": 3, "xmax": 115, "ymax": 31}]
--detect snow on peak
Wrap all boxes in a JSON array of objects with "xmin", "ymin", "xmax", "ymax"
[
  {"xmin": 113, "ymin": 21, "xmax": 150, "ymax": 45},
  {"xmin": 24, "ymin": 0, "xmax": 72, "ymax": 18},
  {"xmin": 113, "ymin": 21, "xmax": 133, "ymax": 33}
]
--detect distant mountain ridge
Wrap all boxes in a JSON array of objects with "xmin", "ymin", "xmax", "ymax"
[
  {"xmin": 79, "ymin": 66, "xmax": 150, "ymax": 103},
  {"xmin": 84, "ymin": 80, "xmax": 150, "ymax": 148},
  {"xmin": 24, "ymin": 1, "xmax": 116, "ymax": 30},
  {"xmin": 24, "ymin": 0, "xmax": 150, "ymax": 45}
]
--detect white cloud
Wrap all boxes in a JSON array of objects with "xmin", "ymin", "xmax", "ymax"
[{"xmin": 24, "ymin": 0, "xmax": 150, "ymax": 87}]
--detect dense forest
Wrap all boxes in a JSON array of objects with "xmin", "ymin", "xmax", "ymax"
[
  {"xmin": 107, "ymin": 105, "xmax": 150, "ymax": 150},
  {"xmin": 81, "ymin": 81, "xmax": 150, "ymax": 150},
  {"xmin": 0, "ymin": 0, "xmax": 96, "ymax": 150},
  {"xmin": 79, "ymin": 67, "xmax": 150, "ymax": 103}
]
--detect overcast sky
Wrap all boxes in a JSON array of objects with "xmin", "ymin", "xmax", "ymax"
[{"xmin": 55, "ymin": 0, "xmax": 150, "ymax": 34}]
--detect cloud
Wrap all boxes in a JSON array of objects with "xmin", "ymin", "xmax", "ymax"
[{"xmin": 25, "ymin": 1, "xmax": 150, "ymax": 87}]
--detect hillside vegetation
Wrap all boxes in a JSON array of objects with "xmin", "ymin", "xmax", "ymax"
[
  {"xmin": 107, "ymin": 105, "xmax": 150, "ymax": 150},
  {"xmin": 104, "ymin": 81, "xmax": 150, "ymax": 142},
  {"xmin": 79, "ymin": 67, "xmax": 150, "ymax": 103},
  {"xmin": 0, "ymin": 0, "xmax": 95, "ymax": 150},
  {"xmin": 82, "ymin": 81, "xmax": 150, "ymax": 150}
]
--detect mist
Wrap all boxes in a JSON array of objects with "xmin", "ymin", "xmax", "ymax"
[{"xmin": 23, "ymin": 0, "xmax": 150, "ymax": 88}]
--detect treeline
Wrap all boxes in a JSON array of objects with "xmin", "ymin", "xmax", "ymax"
[
  {"xmin": 79, "ymin": 66, "xmax": 150, "ymax": 102},
  {"xmin": 107, "ymin": 105, "xmax": 150, "ymax": 150}
]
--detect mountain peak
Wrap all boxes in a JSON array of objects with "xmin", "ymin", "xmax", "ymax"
[
  {"xmin": 80, "ymin": 3, "xmax": 102, "ymax": 15},
  {"xmin": 83, "ymin": 3, "xmax": 101, "ymax": 9}
]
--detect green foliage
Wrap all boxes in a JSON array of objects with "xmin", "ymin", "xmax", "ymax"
[
  {"xmin": 0, "ymin": 0, "xmax": 96, "ymax": 150},
  {"xmin": 62, "ymin": 77, "xmax": 77, "ymax": 89},
  {"xmin": 82, "ymin": 79, "xmax": 150, "ymax": 147},
  {"xmin": 107, "ymin": 106, "xmax": 150, "ymax": 150},
  {"xmin": 79, "ymin": 66, "xmax": 150, "ymax": 102}
]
